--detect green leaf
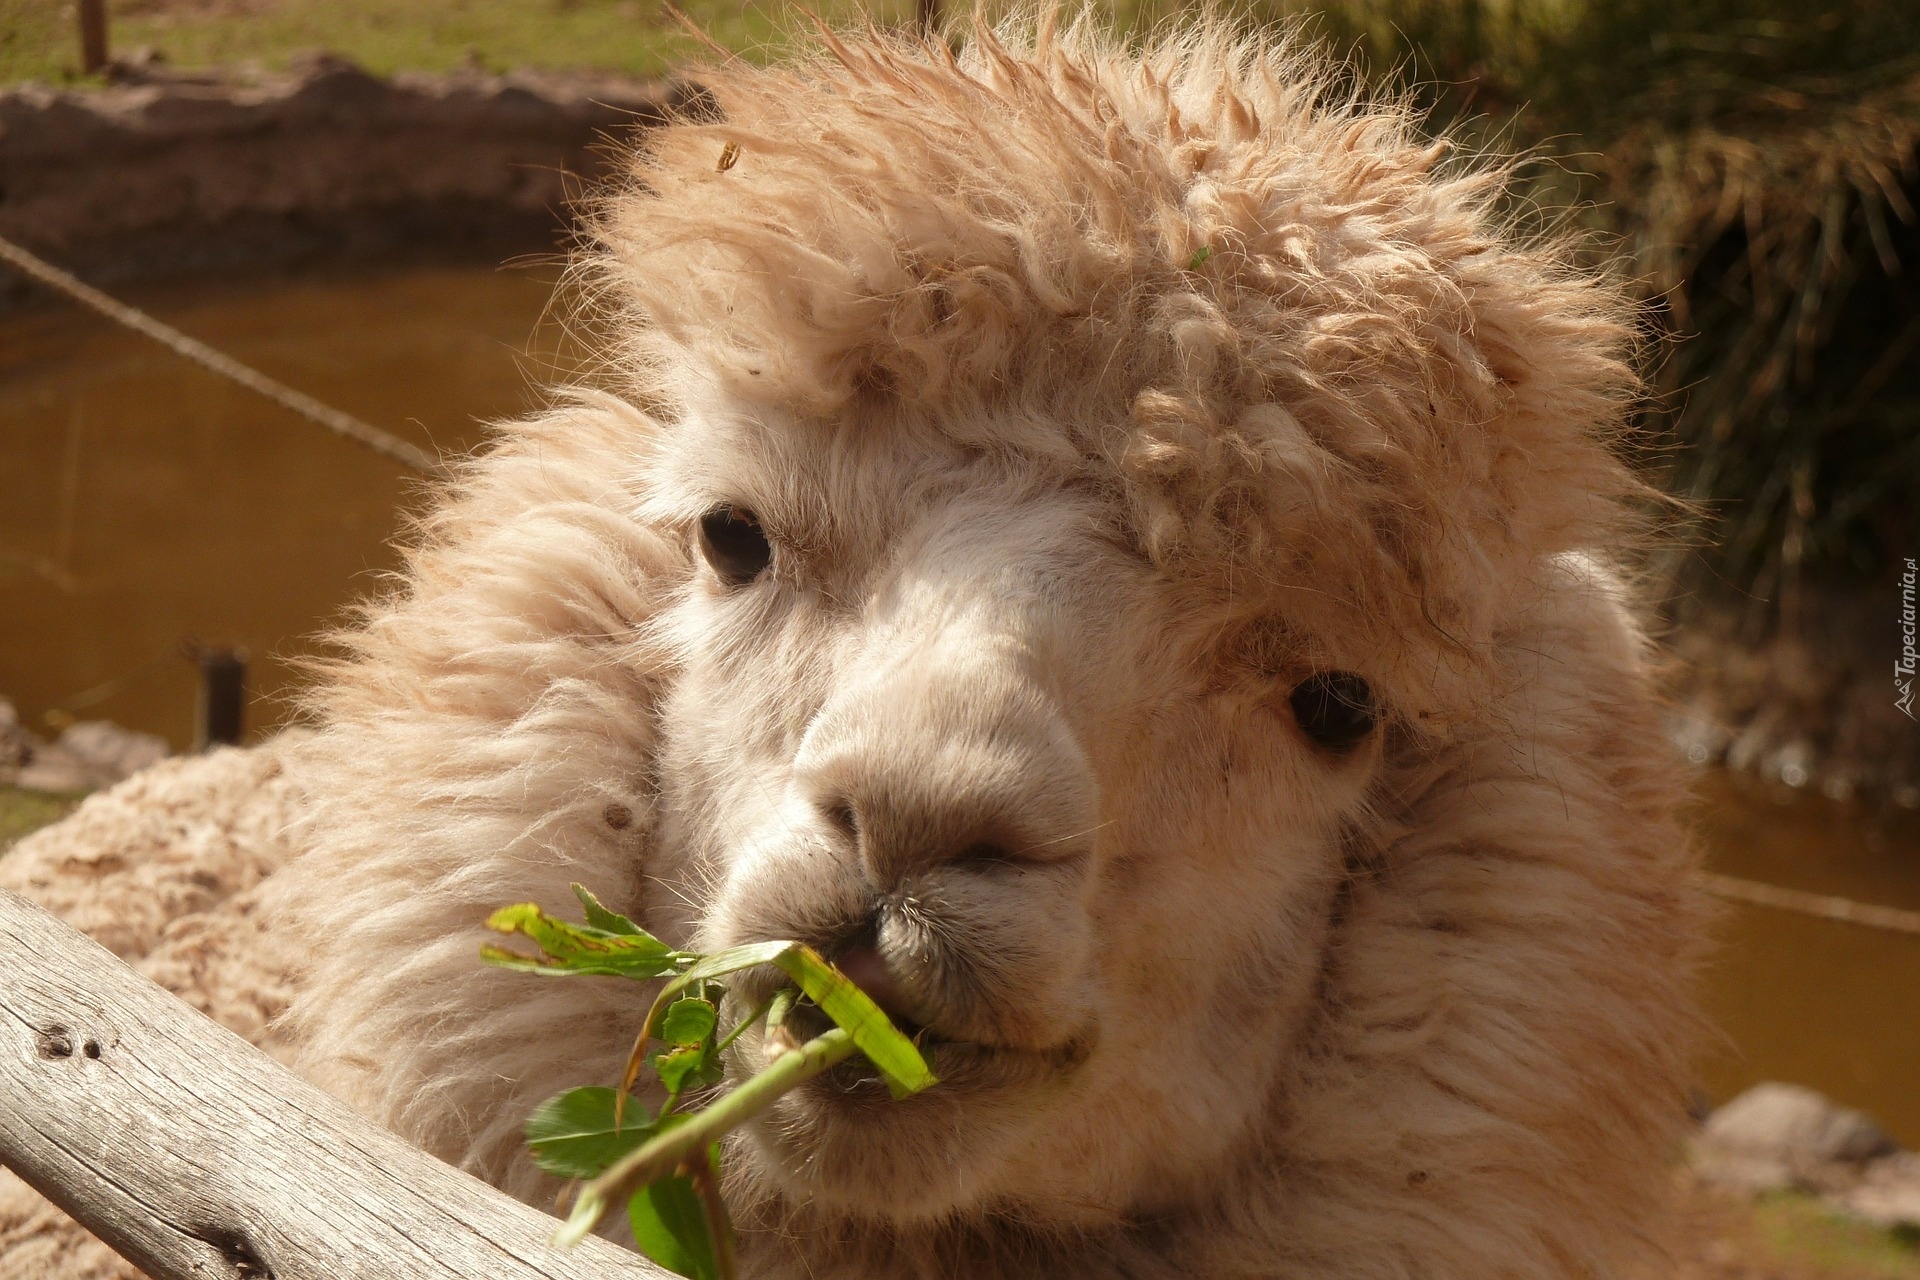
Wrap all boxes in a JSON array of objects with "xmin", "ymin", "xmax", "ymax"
[
  {"xmin": 628, "ymin": 1176, "xmax": 719, "ymax": 1280},
  {"xmin": 650, "ymin": 1044, "xmax": 723, "ymax": 1095},
  {"xmin": 1188, "ymin": 244, "xmax": 1213, "ymax": 270},
  {"xmin": 773, "ymin": 946, "xmax": 936, "ymax": 1099},
  {"xmin": 524, "ymin": 1087, "xmax": 655, "ymax": 1180},
  {"xmin": 479, "ymin": 945, "xmax": 584, "ymax": 975},
  {"xmin": 659, "ymin": 997, "xmax": 718, "ymax": 1048},
  {"xmin": 636, "ymin": 941, "xmax": 800, "ymax": 1043},
  {"xmin": 555, "ymin": 1030, "xmax": 861, "ymax": 1251},
  {"xmin": 668, "ymin": 941, "xmax": 799, "ymax": 987},
  {"xmin": 652, "ymin": 997, "xmax": 723, "ymax": 1096},
  {"xmin": 626, "ymin": 946, "xmax": 794, "ymax": 1094},
  {"xmin": 636, "ymin": 941, "xmax": 935, "ymax": 1100},
  {"xmin": 571, "ymin": 883, "xmax": 642, "ymax": 935},
  {"xmin": 482, "ymin": 901, "xmax": 680, "ymax": 979}
]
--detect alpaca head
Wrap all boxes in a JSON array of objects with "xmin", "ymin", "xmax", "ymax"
[
  {"xmin": 289, "ymin": 15, "xmax": 1697, "ymax": 1276},
  {"xmin": 586, "ymin": 14, "xmax": 1650, "ymax": 1228}
]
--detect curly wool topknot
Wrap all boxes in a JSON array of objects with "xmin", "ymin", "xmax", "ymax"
[{"xmin": 591, "ymin": 11, "xmax": 1651, "ymax": 729}]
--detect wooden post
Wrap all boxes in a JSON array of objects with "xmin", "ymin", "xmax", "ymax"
[
  {"xmin": 194, "ymin": 646, "xmax": 246, "ymax": 750},
  {"xmin": 78, "ymin": 0, "xmax": 109, "ymax": 75},
  {"xmin": 0, "ymin": 888, "xmax": 668, "ymax": 1280}
]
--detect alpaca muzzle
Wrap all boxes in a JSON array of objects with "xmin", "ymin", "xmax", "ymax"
[{"xmin": 714, "ymin": 611, "xmax": 1105, "ymax": 1068}]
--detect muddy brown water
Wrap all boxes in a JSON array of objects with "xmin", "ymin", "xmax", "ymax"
[
  {"xmin": 0, "ymin": 261, "xmax": 576, "ymax": 747},
  {"xmin": 3, "ymin": 262, "xmax": 1917, "ymax": 1144}
]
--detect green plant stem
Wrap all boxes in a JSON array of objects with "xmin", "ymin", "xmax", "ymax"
[
  {"xmin": 555, "ymin": 1027, "xmax": 859, "ymax": 1248},
  {"xmin": 685, "ymin": 1146, "xmax": 738, "ymax": 1280},
  {"xmin": 764, "ymin": 986, "xmax": 797, "ymax": 1031},
  {"xmin": 714, "ymin": 994, "xmax": 774, "ymax": 1058}
]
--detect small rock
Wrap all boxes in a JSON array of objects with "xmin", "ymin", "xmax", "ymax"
[
  {"xmin": 0, "ymin": 699, "xmax": 35, "ymax": 776},
  {"xmin": 1690, "ymin": 1145, "xmax": 1798, "ymax": 1195},
  {"xmin": 1765, "ymin": 739, "xmax": 1814, "ymax": 789},
  {"xmin": 1704, "ymin": 1083, "xmax": 1896, "ymax": 1165},
  {"xmin": 1819, "ymin": 772, "xmax": 1858, "ymax": 802},
  {"xmin": 1697, "ymin": 1084, "xmax": 1897, "ymax": 1196},
  {"xmin": 1843, "ymin": 1152, "xmax": 1920, "ymax": 1228},
  {"xmin": 57, "ymin": 720, "xmax": 169, "ymax": 782},
  {"xmin": 1695, "ymin": 1085, "xmax": 1920, "ymax": 1229},
  {"xmin": 4, "ymin": 703, "xmax": 170, "ymax": 793},
  {"xmin": 1724, "ymin": 708, "xmax": 1782, "ymax": 774},
  {"xmin": 15, "ymin": 742, "xmax": 99, "ymax": 794}
]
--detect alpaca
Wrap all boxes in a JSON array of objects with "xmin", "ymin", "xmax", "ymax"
[{"xmin": 1, "ymin": 14, "xmax": 1704, "ymax": 1279}]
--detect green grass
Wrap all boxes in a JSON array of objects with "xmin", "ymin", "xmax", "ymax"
[
  {"xmin": 0, "ymin": 785, "xmax": 79, "ymax": 854},
  {"xmin": 0, "ymin": 0, "xmax": 925, "ymax": 86},
  {"xmin": 1749, "ymin": 1192, "xmax": 1920, "ymax": 1278}
]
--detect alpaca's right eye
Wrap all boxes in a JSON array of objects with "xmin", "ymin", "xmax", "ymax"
[
  {"xmin": 1289, "ymin": 672, "xmax": 1376, "ymax": 752},
  {"xmin": 698, "ymin": 506, "xmax": 773, "ymax": 586}
]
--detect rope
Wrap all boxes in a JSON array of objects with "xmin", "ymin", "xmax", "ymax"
[
  {"xmin": 0, "ymin": 234, "xmax": 451, "ymax": 480},
  {"xmin": 1698, "ymin": 871, "xmax": 1920, "ymax": 936}
]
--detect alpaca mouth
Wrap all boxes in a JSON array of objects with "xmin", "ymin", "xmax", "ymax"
[
  {"xmin": 775, "ymin": 996, "xmax": 1090, "ymax": 1101},
  {"xmin": 816, "ymin": 1030, "xmax": 1075, "ymax": 1100},
  {"xmin": 733, "ymin": 939, "xmax": 1091, "ymax": 1101}
]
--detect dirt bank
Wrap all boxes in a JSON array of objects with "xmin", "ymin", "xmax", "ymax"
[
  {"xmin": 1672, "ymin": 587, "xmax": 1920, "ymax": 808},
  {"xmin": 0, "ymin": 57, "xmax": 675, "ymax": 293}
]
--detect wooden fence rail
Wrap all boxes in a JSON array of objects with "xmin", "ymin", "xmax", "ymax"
[{"xmin": 0, "ymin": 888, "xmax": 667, "ymax": 1280}]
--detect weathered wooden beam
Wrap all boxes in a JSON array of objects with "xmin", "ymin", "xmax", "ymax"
[{"xmin": 0, "ymin": 888, "xmax": 666, "ymax": 1280}]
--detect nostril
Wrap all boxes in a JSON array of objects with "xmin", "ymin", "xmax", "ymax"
[
  {"xmin": 955, "ymin": 840, "xmax": 1016, "ymax": 867},
  {"xmin": 833, "ymin": 943, "xmax": 914, "ymax": 1024}
]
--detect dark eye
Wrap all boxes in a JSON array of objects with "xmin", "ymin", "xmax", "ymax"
[
  {"xmin": 1289, "ymin": 672, "xmax": 1376, "ymax": 752},
  {"xmin": 697, "ymin": 507, "xmax": 772, "ymax": 586}
]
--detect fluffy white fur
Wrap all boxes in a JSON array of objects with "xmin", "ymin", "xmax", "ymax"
[{"xmin": 2, "ymin": 14, "xmax": 1703, "ymax": 1279}]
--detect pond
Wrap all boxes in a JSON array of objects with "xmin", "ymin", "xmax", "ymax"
[
  {"xmin": 3, "ymin": 261, "xmax": 1916, "ymax": 1145},
  {"xmin": 0, "ymin": 260, "xmax": 574, "ymax": 748}
]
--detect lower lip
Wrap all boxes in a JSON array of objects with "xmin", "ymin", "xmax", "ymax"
[{"xmin": 808, "ymin": 1035, "xmax": 1063, "ymax": 1101}]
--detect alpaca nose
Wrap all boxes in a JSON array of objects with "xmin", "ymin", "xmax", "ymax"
[
  {"xmin": 816, "ymin": 791, "xmax": 1046, "ymax": 889},
  {"xmin": 793, "ymin": 671, "xmax": 1098, "ymax": 892}
]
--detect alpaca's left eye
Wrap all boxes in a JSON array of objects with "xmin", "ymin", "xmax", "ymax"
[
  {"xmin": 698, "ymin": 506, "xmax": 772, "ymax": 586},
  {"xmin": 1289, "ymin": 672, "xmax": 1376, "ymax": 752}
]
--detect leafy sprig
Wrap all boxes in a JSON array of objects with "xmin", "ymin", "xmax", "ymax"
[{"xmin": 482, "ymin": 885, "xmax": 936, "ymax": 1279}]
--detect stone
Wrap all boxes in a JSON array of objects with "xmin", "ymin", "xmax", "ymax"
[
  {"xmin": 1843, "ymin": 1152, "xmax": 1920, "ymax": 1228},
  {"xmin": 14, "ymin": 745, "xmax": 98, "ymax": 795},
  {"xmin": 1702, "ymin": 1083, "xmax": 1897, "ymax": 1168},
  {"xmin": 1668, "ymin": 705, "xmax": 1731, "ymax": 767},
  {"xmin": 0, "ymin": 701, "xmax": 33, "ymax": 777},
  {"xmin": 4, "ymin": 706, "xmax": 170, "ymax": 794},
  {"xmin": 57, "ymin": 722, "xmax": 170, "ymax": 784}
]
